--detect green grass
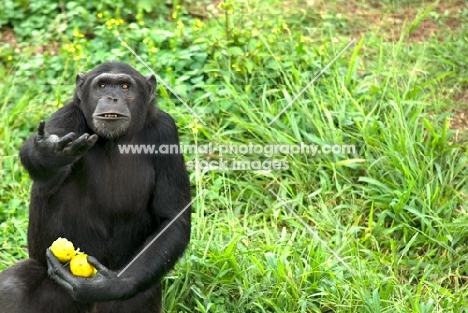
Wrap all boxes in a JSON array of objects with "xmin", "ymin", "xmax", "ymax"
[{"xmin": 1, "ymin": 0, "xmax": 468, "ymax": 312}]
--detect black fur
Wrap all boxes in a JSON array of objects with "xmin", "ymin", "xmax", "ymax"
[{"xmin": 0, "ymin": 62, "xmax": 191, "ymax": 313}]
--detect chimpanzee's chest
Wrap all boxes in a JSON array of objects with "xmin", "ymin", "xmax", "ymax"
[
  {"xmin": 77, "ymin": 147, "xmax": 155, "ymax": 213},
  {"xmin": 29, "ymin": 145, "xmax": 156, "ymax": 264}
]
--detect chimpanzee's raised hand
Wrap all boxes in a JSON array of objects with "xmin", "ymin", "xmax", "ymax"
[{"xmin": 35, "ymin": 120, "xmax": 98, "ymax": 159}]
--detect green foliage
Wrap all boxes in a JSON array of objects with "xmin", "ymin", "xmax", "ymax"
[{"xmin": 1, "ymin": 0, "xmax": 468, "ymax": 312}]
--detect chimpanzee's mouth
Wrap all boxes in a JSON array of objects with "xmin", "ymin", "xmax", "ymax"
[{"xmin": 94, "ymin": 112, "xmax": 130, "ymax": 120}]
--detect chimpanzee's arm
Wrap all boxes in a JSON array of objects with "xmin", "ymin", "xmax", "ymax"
[{"xmin": 20, "ymin": 105, "xmax": 97, "ymax": 188}]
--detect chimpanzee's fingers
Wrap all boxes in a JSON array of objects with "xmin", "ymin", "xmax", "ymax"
[
  {"xmin": 72, "ymin": 134, "xmax": 98, "ymax": 156},
  {"xmin": 56, "ymin": 132, "xmax": 77, "ymax": 150},
  {"xmin": 62, "ymin": 133, "xmax": 91, "ymax": 155},
  {"xmin": 37, "ymin": 120, "xmax": 46, "ymax": 139},
  {"xmin": 86, "ymin": 134, "xmax": 98, "ymax": 148}
]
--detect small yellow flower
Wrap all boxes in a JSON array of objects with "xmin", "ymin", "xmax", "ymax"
[
  {"xmin": 193, "ymin": 19, "xmax": 204, "ymax": 31},
  {"xmin": 97, "ymin": 13, "xmax": 103, "ymax": 19},
  {"xmin": 188, "ymin": 119, "xmax": 202, "ymax": 134},
  {"xmin": 7, "ymin": 56, "xmax": 13, "ymax": 61},
  {"xmin": 218, "ymin": 2, "xmax": 230, "ymax": 10},
  {"xmin": 300, "ymin": 35, "xmax": 310, "ymax": 43},
  {"xmin": 282, "ymin": 23, "xmax": 289, "ymax": 30},
  {"xmin": 73, "ymin": 29, "xmax": 84, "ymax": 38},
  {"xmin": 318, "ymin": 45, "xmax": 325, "ymax": 55},
  {"xmin": 271, "ymin": 28, "xmax": 279, "ymax": 34},
  {"xmin": 150, "ymin": 47, "xmax": 158, "ymax": 53},
  {"xmin": 176, "ymin": 20, "xmax": 184, "ymax": 29},
  {"xmin": 139, "ymin": 21, "xmax": 144, "ymax": 26}
]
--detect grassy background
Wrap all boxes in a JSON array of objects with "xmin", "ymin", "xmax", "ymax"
[{"xmin": 1, "ymin": 0, "xmax": 468, "ymax": 312}]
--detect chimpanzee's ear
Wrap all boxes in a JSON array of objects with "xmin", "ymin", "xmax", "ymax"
[
  {"xmin": 76, "ymin": 73, "xmax": 86, "ymax": 100},
  {"xmin": 145, "ymin": 74, "xmax": 157, "ymax": 103}
]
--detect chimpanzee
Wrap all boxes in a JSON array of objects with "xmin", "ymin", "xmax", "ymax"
[{"xmin": 0, "ymin": 62, "xmax": 192, "ymax": 313}]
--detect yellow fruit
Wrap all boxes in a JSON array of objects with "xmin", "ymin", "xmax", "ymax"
[
  {"xmin": 50, "ymin": 238, "xmax": 76, "ymax": 263},
  {"xmin": 70, "ymin": 254, "xmax": 96, "ymax": 278}
]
